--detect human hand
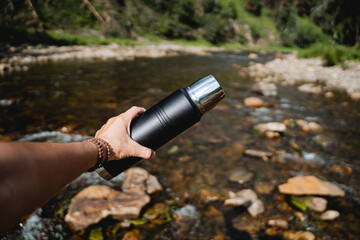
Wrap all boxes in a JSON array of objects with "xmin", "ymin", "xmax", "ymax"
[{"xmin": 95, "ymin": 106, "xmax": 155, "ymax": 161}]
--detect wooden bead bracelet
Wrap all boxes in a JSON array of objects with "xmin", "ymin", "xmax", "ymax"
[{"xmin": 84, "ymin": 137, "xmax": 112, "ymax": 171}]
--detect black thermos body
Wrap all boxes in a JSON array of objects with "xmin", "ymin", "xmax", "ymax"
[{"xmin": 96, "ymin": 75, "xmax": 225, "ymax": 180}]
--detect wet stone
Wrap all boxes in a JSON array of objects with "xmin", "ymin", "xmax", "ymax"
[
  {"xmin": 298, "ymin": 84, "xmax": 322, "ymax": 94},
  {"xmin": 243, "ymin": 97, "xmax": 265, "ymax": 108},
  {"xmin": 247, "ymin": 199, "xmax": 265, "ymax": 217},
  {"xmin": 173, "ymin": 205, "xmax": 200, "ymax": 240},
  {"xmin": 278, "ymin": 176, "xmax": 345, "ymax": 197},
  {"xmin": 309, "ymin": 197, "xmax": 327, "ymax": 212},
  {"xmin": 267, "ymin": 219, "xmax": 289, "ymax": 230},
  {"xmin": 251, "ymin": 82, "xmax": 278, "ymax": 97},
  {"xmin": 295, "ymin": 119, "xmax": 322, "ymax": 133},
  {"xmin": 244, "ymin": 149, "xmax": 273, "ymax": 159},
  {"xmin": 320, "ymin": 210, "xmax": 340, "ymax": 221},
  {"xmin": 224, "ymin": 189, "xmax": 258, "ymax": 208},
  {"xmin": 228, "ymin": 169, "xmax": 254, "ymax": 184},
  {"xmin": 122, "ymin": 167, "xmax": 163, "ymax": 194},
  {"xmin": 65, "ymin": 185, "xmax": 150, "ymax": 231},
  {"xmin": 254, "ymin": 122, "xmax": 287, "ymax": 133},
  {"xmin": 283, "ymin": 230, "xmax": 316, "ymax": 240},
  {"xmin": 329, "ymin": 164, "xmax": 353, "ymax": 176},
  {"xmin": 199, "ymin": 188, "xmax": 221, "ymax": 202}
]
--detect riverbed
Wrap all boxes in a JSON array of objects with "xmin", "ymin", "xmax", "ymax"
[{"xmin": 1, "ymin": 49, "xmax": 360, "ymax": 239}]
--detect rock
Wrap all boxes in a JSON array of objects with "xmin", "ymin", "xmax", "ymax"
[
  {"xmin": 309, "ymin": 197, "xmax": 327, "ymax": 212},
  {"xmin": 278, "ymin": 176, "xmax": 345, "ymax": 197},
  {"xmin": 284, "ymin": 231, "xmax": 316, "ymax": 240},
  {"xmin": 295, "ymin": 119, "xmax": 322, "ymax": 133},
  {"xmin": 254, "ymin": 122, "xmax": 286, "ymax": 133},
  {"xmin": 65, "ymin": 185, "xmax": 150, "ymax": 231},
  {"xmin": 254, "ymin": 182, "xmax": 275, "ymax": 194},
  {"xmin": 228, "ymin": 169, "xmax": 254, "ymax": 184},
  {"xmin": 267, "ymin": 219, "xmax": 289, "ymax": 230},
  {"xmin": 167, "ymin": 145, "xmax": 180, "ymax": 154},
  {"xmin": 320, "ymin": 210, "xmax": 340, "ymax": 221},
  {"xmin": 349, "ymin": 91, "xmax": 360, "ymax": 101},
  {"xmin": 224, "ymin": 189, "xmax": 258, "ymax": 207},
  {"xmin": 265, "ymin": 131, "xmax": 281, "ymax": 138},
  {"xmin": 247, "ymin": 199, "xmax": 265, "ymax": 217},
  {"xmin": 251, "ymin": 82, "xmax": 277, "ymax": 97},
  {"xmin": 294, "ymin": 211, "xmax": 305, "ymax": 221},
  {"xmin": 122, "ymin": 229, "xmax": 140, "ymax": 240},
  {"xmin": 243, "ymin": 97, "xmax": 265, "ymax": 108},
  {"xmin": 200, "ymin": 188, "xmax": 221, "ymax": 202},
  {"xmin": 203, "ymin": 206, "xmax": 223, "ymax": 218},
  {"xmin": 265, "ymin": 228, "xmax": 278, "ymax": 236},
  {"xmin": 244, "ymin": 149, "xmax": 273, "ymax": 159},
  {"xmin": 325, "ymin": 91, "xmax": 334, "ymax": 98},
  {"xmin": 178, "ymin": 155, "xmax": 192, "ymax": 162},
  {"xmin": 122, "ymin": 167, "xmax": 163, "ymax": 194},
  {"xmin": 298, "ymin": 84, "xmax": 322, "ymax": 94},
  {"xmin": 173, "ymin": 205, "xmax": 200, "ymax": 239},
  {"xmin": 143, "ymin": 203, "xmax": 171, "ymax": 224},
  {"xmin": 329, "ymin": 164, "xmax": 353, "ymax": 176},
  {"xmin": 248, "ymin": 53, "xmax": 258, "ymax": 59}
]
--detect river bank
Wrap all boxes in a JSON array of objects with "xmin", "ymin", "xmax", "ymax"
[
  {"xmin": 1, "ymin": 44, "xmax": 360, "ymax": 100},
  {"xmin": 242, "ymin": 53, "xmax": 360, "ymax": 100}
]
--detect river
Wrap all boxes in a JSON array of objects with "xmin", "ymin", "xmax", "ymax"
[{"xmin": 1, "ymin": 51, "xmax": 360, "ymax": 239}]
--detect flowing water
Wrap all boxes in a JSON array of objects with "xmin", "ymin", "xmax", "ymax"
[{"xmin": 1, "ymin": 52, "xmax": 360, "ymax": 239}]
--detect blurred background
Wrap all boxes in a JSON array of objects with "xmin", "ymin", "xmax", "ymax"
[{"xmin": 1, "ymin": 0, "xmax": 360, "ymax": 240}]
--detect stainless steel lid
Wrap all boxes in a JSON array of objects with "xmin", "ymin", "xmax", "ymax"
[{"xmin": 185, "ymin": 75, "xmax": 225, "ymax": 114}]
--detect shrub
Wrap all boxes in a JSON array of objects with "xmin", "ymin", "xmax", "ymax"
[{"xmin": 294, "ymin": 18, "xmax": 327, "ymax": 48}]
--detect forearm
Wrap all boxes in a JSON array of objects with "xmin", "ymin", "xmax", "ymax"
[{"xmin": 0, "ymin": 141, "xmax": 97, "ymax": 232}]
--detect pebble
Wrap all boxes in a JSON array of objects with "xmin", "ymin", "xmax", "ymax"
[
  {"xmin": 295, "ymin": 119, "xmax": 322, "ymax": 133},
  {"xmin": 248, "ymin": 53, "xmax": 258, "ymax": 59},
  {"xmin": 243, "ymin": 97, "xmax": 265, "ymax": 108},
  {"xmin": 329, "ymin": 164, "xmax": 353, "ymax": 176},
  {"xmin": 267, "ymin": 219, "xmax": 289, "ymax": 230},
  {"xmin": 251, "ymin": 82, "xmax": 278, "ymax": 97},
  {"xmin": 224, "ymin": 189, "xmax": 258, "ymax": 207},
  {"xmin": 228, "ymin": 169, "xmax": 254, "ymax": 184},
  {"xmin": 320, "ymin": 210, "xmax": 340, "ymax": 221},
  {"xmin": 244, "ymin": 149, "xmax": 273, "ymax": 158},
  {"xmin": 254, "ymin": 122, "xmax": 287, "ymax": 133},
  {"xmin": 247, "ymin": 199, "xmax": 265, "ymax": 217},
  {"xmin": 298, "ymin": 84, "xmax": 322, "ymax": 94},
  {"xmin": 309, "ymin": 197, "xmax": 327, "ymax": 212},
  {"xmin": 283, "ymin": 231, "xmax": 315, "ymax": 240}
]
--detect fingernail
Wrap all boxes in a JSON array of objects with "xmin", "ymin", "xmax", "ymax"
[{"xmin": 150, "ymin": 151, "xmax": 156, "ymax": 159}]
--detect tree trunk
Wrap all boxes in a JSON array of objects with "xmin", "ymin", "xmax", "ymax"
[{"xmin": 82, "ymin": 0, "xmax": 106, "ymax": 26}]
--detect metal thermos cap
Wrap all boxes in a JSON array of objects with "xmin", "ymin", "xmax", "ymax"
[{"xmin": 185, "ymin": 75, "xmax": 225, "ymax": 114}]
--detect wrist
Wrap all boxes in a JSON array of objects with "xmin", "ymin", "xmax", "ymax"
[{"xmin": 83, "ymin": 138, "xmax": 113, "ymax": 171}]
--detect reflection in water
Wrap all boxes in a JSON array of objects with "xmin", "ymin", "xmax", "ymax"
[{"xmin": 1, "ymin": 53, "xmax": 360, "ymax": 239}]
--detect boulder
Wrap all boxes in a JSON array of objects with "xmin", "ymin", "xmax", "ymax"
[
  {"xmin": 320, "ymin": 210, "xmax": 340, "ymax": 221},
  {"xmin": 122, "ymin": 167, "xmax": 163, "ymax": 194},
  {"xmin": 65, "ymin": 185, "xmax": 150, "ymax": 231},
  {"xmin": 254, "ymin": 122, "xmax": 286, "ymax": 133},
  {"xmin": 251, "ymin": 82, "xmax": 278, "ymax": 97},
  {"xmin": 278, "ymin": 176, "xmax": 345, "ymax": 197}
]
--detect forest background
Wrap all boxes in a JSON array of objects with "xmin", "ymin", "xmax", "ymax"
[{"xmin": 1, "ymin": 0, "xmax": 359, "ymax": 65}]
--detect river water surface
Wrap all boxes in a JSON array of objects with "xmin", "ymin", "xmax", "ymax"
[{"xmin": 1, "ymin": 52, "xmax": 360, "ymax": 239}]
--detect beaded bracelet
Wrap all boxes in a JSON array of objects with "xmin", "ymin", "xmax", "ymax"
[{"xmin": 84, "ymin": 138, "xmax": 112, "ymax": 171}]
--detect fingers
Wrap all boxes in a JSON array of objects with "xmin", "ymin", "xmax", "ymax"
[
  {"xmin": 123, "ymin": 106, "xmax": 146, "ymax": 122},
  {"xmin": 130, "ymin": 142, "xmax": 155, "ymax": 160}
]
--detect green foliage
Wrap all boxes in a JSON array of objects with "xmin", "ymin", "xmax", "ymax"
[
  {"xmin": 289, "ymin": 195, "xmax": 311, "ymax": 211},
  {"xmin": 298, "ymin": 44, "xmax": 360, "ymax": 66},
  {"xmin": 294, "ymin": 18, "xmax": 328, "ymax": 48},
  {"xmin": 245, "ymin": 0, "xmax": 263, "ymax": 16},
  {"xmin": 89, "ymin": 227, "xmax": 104, "ymax": 240}
]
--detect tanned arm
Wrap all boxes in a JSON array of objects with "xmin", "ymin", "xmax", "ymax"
[{"xmin": 0, "ymin": 106, "xmax": 154, "ymax": 233}]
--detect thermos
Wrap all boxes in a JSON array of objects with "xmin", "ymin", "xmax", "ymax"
[{"xmin": 96, "ymin": 75, "xmax": 225, "ymax": 180}]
